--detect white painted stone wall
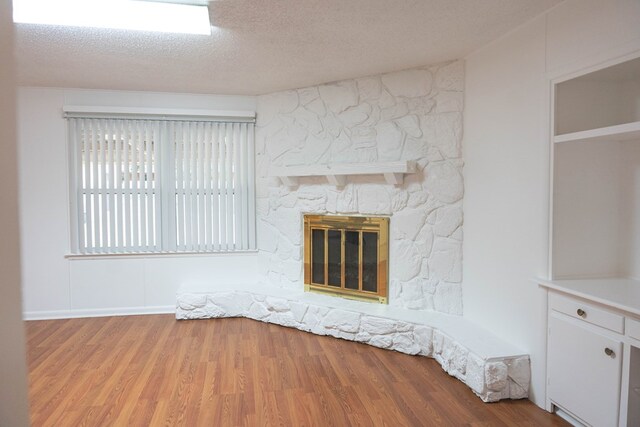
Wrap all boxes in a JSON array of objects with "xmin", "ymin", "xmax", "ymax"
[
  {"xmin": 256, "ymin": 61, "xmax": 465, "ymax": 314},
  {"xmin": 177, "ymin": 289, "xmax": 530, "ymax": 402}
]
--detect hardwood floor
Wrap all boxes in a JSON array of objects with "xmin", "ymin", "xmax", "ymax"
[{"xmin": 26, "ymin": 315, "xmax": 567, "ymax": 426}]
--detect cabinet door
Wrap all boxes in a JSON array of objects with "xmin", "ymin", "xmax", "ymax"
[{"xmin": 548, "ymin": 313, "xmax": 622, "ymax": 427}]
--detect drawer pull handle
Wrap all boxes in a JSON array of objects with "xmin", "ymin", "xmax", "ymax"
[
  {"xmin": 576, "ymin": 308, "xmax": 586, "ymax": 317},
  {"xmin": 604, "ymin": 348, "xmax": 615, "ymax": 358}
]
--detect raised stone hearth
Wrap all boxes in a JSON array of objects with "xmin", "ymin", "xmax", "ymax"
[{"xmin": 176, "ymin": 284, "xmax": 530, "ymax": 403}]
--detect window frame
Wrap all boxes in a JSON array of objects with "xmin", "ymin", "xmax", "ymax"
[{"xmin": 65, "ymin": 106, "xmax": 257, "ymax": 256}]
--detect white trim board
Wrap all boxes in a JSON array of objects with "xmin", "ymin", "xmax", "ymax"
[
  {"xmin": 62, "ymin": 105, "xmax": 256, "ymax": 122},
  {"xmin": 65, "ymin": 250, "xmax": 259, "ymax": 260},
  {"xmin": 23, "ymin": 305, "xmax": 175, "ymax": 321},
  {"xmin": 553, "ymin": 121, "xmax": 640, "ymax": 144}
]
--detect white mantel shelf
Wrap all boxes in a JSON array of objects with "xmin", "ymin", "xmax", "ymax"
[{"xmin": 270, "ymin": 160, "xmax": 417, "ymax": 188}]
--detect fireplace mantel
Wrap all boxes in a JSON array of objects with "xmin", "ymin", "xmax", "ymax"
[{"xmin": 270, "ymin": 160, "xmax": 417, "ymax": 188}]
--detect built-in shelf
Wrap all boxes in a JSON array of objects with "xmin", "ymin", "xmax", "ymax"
[
  {"xmin": 554, "ymin": 121, "xmax": 640, "ymax": 144},
  {"xmin": 549, "ymin": 55, "xmax": 640, "ymax": 427},
  {"xmin": 270, "ymin": 160, "xmax": 417, "ymax": 188}
]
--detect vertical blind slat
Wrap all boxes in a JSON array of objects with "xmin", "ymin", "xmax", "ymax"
[
  {"xmin": 165, "ymin": 122, "xmax": 177, "ymax": 252},
  {"xmin": 131, "ymin": 121, "xmax": 140, "ymax": 251},
  {"xmin": 139, "ymin": 120, "xmax": 146, "ymax": 250},
  {"xmin": 240, "ymin": 123, "xmax": 248, "ymax": 250},
  {"xmin": 145, "ymin": 122, "xmax": 153, "ymax": 249},
  {"xmin": 226, "ymin": 123, "xmax": 234, "ymax": 250},
  {"xmin": 183, "ymin": 122, "xmax": 191, "ymax": 250},
  {"xmin": 189, "ymin": 123, "xmax": 200, "ymax": 252},
  {"xmin": 190, "ymin": 122, "xmax": 199, "ymax": 251},
  {"xmin": 143, "ymin": 123, "xmax": 151, "ymax": 249},
  {"xmin": 140, "ymin": 121, "xmax": 146, "ymax": 249},
  {"xmin": 68, "ymin": 119, "xmax": 79, "ymax": 253},
  {"xmin": 94, "ymin": 119, "xmax": 101, "ymax": 252},
  {"xmin": 102, "ymin": 119, "xmax": 109, "ymax": 251},
  {"xmin": 90, "ymin": 119, "xmax": 99, "ymax": 252},
  {"xmin": 153, "ymin": 121, "xmax": 162, "ymax": 252},
  {"xmin": 247, "ymin": 123, "xmax": 256, "ymax": 249},
  {"xmin": 175, "ymin": 122, "xmax": 184, "ymax": 251},
  {"xmin": 89, "ymin": 119, "xmax": 96, "ymax": 252},
  {"xmin": 233, "ymin": 123, "xmax": 242, "ymax": 251},
  {"xmin": 219, "ymin": 122, "xmax": 227, "ymax": 250},
  {"xmin": 183, "ymin": 122, "xmax": 192, "ymax": 251},
  {"xmin": 211, "ymin": 123, "xmax": 220, "ymax": 252},
  {"xmin": 122, "ymin": 120, "xmax": 131, "ymax": 251},
  {"xmin": 191, "ymin": 122, "xmax": 199, "ymax": 250},
  {"xmin": 107, "ymin": 120, "xmax": 116, "ymax": 251},
  {"xmin": 139, "ymin": 121, "xmax": 147, "ymax": 250},
  {"xmin": 99, "ymin": 119, "xmax": 108, "ymax": 252},
  {"xmin": 137, "ymin": 120, "xmax": 145, "ymax": 250},
  {"xmin": 198, "ymin": 123, "xmax": 206, "ymax": 252},
  {"xmin": 139, "ymin": 122, "xmax": 146, "ymax": 250},
  {"xmin": 82, "ymin": 119, "xmax": 91, "ymax": 252},
  {"xmin": 114, "ymin": 120, "xmax": 122, "ymax": 249},
  {"xmin": 204, "ymin": 122, "xmax": 212, "ymax": 252},
  {"xmin": 158, "ymin": 121, "xmax": 168, "ymax": 251},
  {"xmin": 129, "ymin": 120, "xmax": 136, "ymax": 250},
  {"xmin": 102, "ymin": 119, "xmax": 110, "ymax": 250}
]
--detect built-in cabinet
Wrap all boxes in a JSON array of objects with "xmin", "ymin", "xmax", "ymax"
[
  {"xmin": 540, "ymin": 281, "xmax": 640, "ymax": 427},
  {"xmin": 540, "ymin": 54, "xmax": 640, "ymax": 426},
  {"xmin": 545, "ymin": 287, "xmax": 626, "ymax": 426}
]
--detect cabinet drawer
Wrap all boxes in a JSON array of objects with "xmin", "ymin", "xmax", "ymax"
[
  {"xmin": 549, "ymin": 292, "xmax": 624, "ymax": 333},
  {"xmin": 628, "ymin": 316, "xmax": 640, "ymax": 341}
]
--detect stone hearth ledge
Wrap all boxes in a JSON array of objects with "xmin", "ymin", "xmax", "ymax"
[{"xmin": 176, "ymin": 282, "xmax": 530, "ymax": 402}]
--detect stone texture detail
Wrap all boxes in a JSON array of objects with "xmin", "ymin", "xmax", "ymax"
[
  {"xmin": 177, "ymin": 290, "xmax": 529, "ymax": 403},
  {"xmin": 485, "ymin": 361, "xmax": 509, "ymax": 391},
  {"xmin": 256, "ymin": 61, "xmax": 465, "ymax": 315}
]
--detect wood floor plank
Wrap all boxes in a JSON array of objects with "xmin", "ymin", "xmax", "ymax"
[{"xmin": 26, "ymin": 315, "xmax": 568, "ymax": 426}]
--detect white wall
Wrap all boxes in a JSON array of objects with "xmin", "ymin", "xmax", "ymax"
[
  {"xmin": 18, "ymin": 87, "xmax": 259, "ymax": 319},
  {"xmin": 555, "ymin": 78, "xmax": 640, "ymax": 135},
  {"xmin": 0, "ymin": 0, "xmax": 30, "ymax": 424},
  {"xmin": 463, "ymin": 0, "xmax": 640, "ymax": 409},
  {"xmin": 553, "ymin": 141, "xmax": 625, "ymax": 278},
  {"xmin": 620, "ymin": 140, "xmax": 640, "ymax": 280}
]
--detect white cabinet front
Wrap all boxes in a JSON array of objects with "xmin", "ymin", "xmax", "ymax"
[{"xmin": 548, "ymin": 313, "xmax": 622, "ymax": 427}]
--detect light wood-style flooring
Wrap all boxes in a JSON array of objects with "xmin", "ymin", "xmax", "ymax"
[{"xmin": 26, "ymin": 315, "xmax": 567, "ymax": 426}]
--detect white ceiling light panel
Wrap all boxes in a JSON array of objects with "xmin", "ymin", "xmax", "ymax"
[{"xmin": 13, "ymin": 0, "xmax": 211, "ymax": 35}]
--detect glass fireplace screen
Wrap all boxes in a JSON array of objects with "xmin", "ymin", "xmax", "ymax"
[{"xmin": 304, "ymin": 215, "xmax": 389, "ymax": 304}]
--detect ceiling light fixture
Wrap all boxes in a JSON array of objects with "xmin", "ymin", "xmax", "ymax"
[{"xmin": 12, "ymin": 0, "xmax": 212, "ymax": 35}]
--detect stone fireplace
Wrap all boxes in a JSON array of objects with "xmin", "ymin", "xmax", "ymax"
[
  {"xmin": 304, "ymin": 214, "xmax": 389, "ymax": 303},
  {"xmin": 176, "ymin": 60, "xmax": 532, "ymax": 403},
  {"xmin": 255, "ymin": 61, "xmax": 464, "ymax": 314}
]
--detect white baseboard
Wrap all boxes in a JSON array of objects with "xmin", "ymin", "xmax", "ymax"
[{"xmin": 23, "ymin": 305, "xmax": 175, "ymax": 320}]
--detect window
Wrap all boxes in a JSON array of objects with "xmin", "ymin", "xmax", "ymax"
[{"xmin": 66, "ymin": 112, "xmax": 256, "ymax": 255}]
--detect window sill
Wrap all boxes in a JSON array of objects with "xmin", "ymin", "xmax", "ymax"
[{"xmin": 65, "ymin": 250, "xmax": 258, "ymax": 260}]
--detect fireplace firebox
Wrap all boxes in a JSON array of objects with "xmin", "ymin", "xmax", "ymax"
[{"xmin": 303, "ymin": 214, "xmax": 389, "ymax": 304}]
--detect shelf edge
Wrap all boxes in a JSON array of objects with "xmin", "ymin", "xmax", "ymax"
[{"xmin": 554, "ymin": 121, "xmax": 640, "ymax": 144}]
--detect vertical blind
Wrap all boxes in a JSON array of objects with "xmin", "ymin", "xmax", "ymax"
[{"xmin": 67, "ymin": 117, "xmax": 256, "ymax": 254}]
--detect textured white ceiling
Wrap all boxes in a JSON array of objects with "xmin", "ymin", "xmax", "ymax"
[{"xmin": 15, "ymin": 0, "xmax": 562, "ymax": 95}]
